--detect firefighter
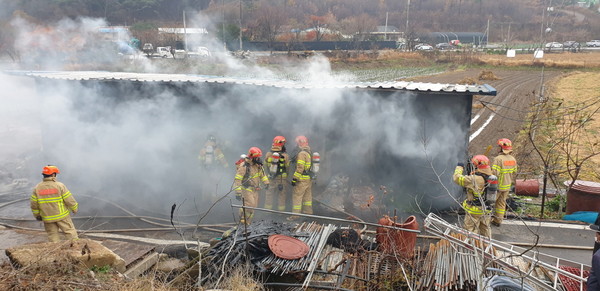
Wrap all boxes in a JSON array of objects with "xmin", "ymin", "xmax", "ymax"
[
  {"xmin": 453, "ymin": 155, "xmax": 492, "ymax": 237},
  {"xmin": 264, "ymin": 136, "xmax": 290, "ymax": 211},
  {"xmin": 233, "ymin": 147, "xmax": 269, "ymax": 225},
  {"xmin": 30, "ymin": 165, "xmax": 79, "ymax": 242},
  {"xmin": 198, "ymin": 135, "xmax": 228, "ymax": 169},
  {"xmin": 491, "ymin": 138, "xmax": 518, "ymax": 227},
  {"xmin": 290, "ymin": 136, "xmax": 313, "ymax": 219},
  {"xmin": 198, "ymin": 135, "xmax": 229, "ymax": 198}
]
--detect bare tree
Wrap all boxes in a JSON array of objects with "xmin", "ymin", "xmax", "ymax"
[
  {"xmin": 526, "ymin": 90, "xmax": 600, "ymax": 218},
  {"xmin": 250, "ymin": 0, "xmax": 287, "ymax": 48}
]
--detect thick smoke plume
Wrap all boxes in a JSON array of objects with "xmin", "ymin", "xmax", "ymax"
[{"xmin": 0, "ymin": 14, "xmax": 470, "ymax": 224}]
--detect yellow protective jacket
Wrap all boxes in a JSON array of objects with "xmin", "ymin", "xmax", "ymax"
[
  {"xmin": 30, "ymin": 177, "xmax": 78, "ymax": 222},
  {"xmin": 234, "ymin": 160, "xmax": 269, "ymax": 192},
  {"xmin": 265, "ymin": 150, "xmax": 290, "ymax": 179},
  {"xmin": 492, "ymin": 153, "xmax": 517, "ymax": 191},
  {"xmin": 293, "ymin": 147, "xmax": 312, "ymax": 181},
  {"xmin": 453, "ymin": 166, "xmax": 491, "ymax": 215},
  {"xmin": 198, "ymin": 142, "xmax": 227, "ymax": 167}
]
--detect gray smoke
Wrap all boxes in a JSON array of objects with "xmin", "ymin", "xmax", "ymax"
[{"xmin": 0, "ymin": 15, "xmax": 469, "ymax": 225}]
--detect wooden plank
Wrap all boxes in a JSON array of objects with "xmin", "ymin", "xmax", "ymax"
[
  {"xmin": 99, "ymin": 239, "xmax": 155, "ymax": 267},
  {"xmin": 123, "ymin": 252, "xmax": 159, "ymax": 278}
]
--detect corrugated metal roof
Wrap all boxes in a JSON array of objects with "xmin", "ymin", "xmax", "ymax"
[{"xmin": 11, "ymin": 71, "xmax": 497, "ymax": 95}]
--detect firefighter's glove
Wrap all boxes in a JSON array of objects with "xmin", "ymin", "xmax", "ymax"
[
  {"xmin": 72, "ymin": 209, "xmax": 78, "ymax": 215},
  {"xmin": 235, "ymin": 192, "xmax": 242, "ymax": 201},
  {"xmin": 457, "ymin": 162, "xmax": 465, "ymax": 168},
  {"xmin": 278, "ymin": 184, "xmax": 284, "ymax": 191},
  {"xmin": 35, "ymin": 216, "xmax": 42, "ymax": 221},
  {"xmin": 265, "ymin": 184, "xmax": 270, "ymax": 190},
  {"xmin": 291, "ymin": 179, "xmax": 298, "ymax": 187}
]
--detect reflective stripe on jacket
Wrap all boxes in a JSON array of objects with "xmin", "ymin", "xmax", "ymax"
[
  {"xmin": 492, "ymin": 154, "xmax": 517, "ymax": 191},
  {"xmin": 453, "ymin": 166, "xmax": 491, "ymax": 215},
  {"xmin": 30, "ymin": 177, "xmax": 78, "ymax": 222},
  {"xmin": 293, "ymin": 149, "xmax": 312, "ymax": 180},
  {"xmin": 233, "ymin": 160, "xmax": 269, "ymax": 192}
]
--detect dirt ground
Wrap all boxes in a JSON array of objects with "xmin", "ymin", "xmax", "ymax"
[{"xmin": 413, "ymin": 68, "xmax": 562, "ymax": 167}]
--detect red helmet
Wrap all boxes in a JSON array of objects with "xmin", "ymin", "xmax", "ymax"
[
  {"xmin": 295, "ymin": 136, "xmax": 309, "ymax": 147},
  {"xmin": 497, "ymin": 138, "xmax": 512, "ymax": 150},
  {"xmin": 272, "ymin": 136, "xmax": 286, "ymax": 147},
  {"xmin": 248, "ymin": 147, "xmax": 262, "ymax": 158},
  {"xmin": 471, "ymin": 155, "xmax": 490, "ymax": 169},
  {"xmin": 42, "ymin": 165, "xmax": 60, "ymax": 175}
]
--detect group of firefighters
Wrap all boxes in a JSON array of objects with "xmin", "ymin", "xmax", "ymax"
[
  {"xmin": 28, "ymin": 136, "xmax": 516, "ymax": 242},
  {"xmin": 453, "ymin": 138, "xmax": 518, "ymax": 237},
  {"xmin": 232, "ymin": 135, "xmax": 319, "ymax": 224}
]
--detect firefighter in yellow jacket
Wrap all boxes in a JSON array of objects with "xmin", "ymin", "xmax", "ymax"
[
  {"xmin": 491, "ymin": 138, "xmax": 518, "ymax": 227},
  {"xmin": 290, "ymin": 136, "xmax": 313, "ymax": 219},
  {"xmin": 453, "ymin": 155, "xmax": 492, "ymax": 237},
  {"xmin": 233, "ymin": 147, "xmax": 269, "ymax": 224},
  {"xmin": 264, "ymin": 136, "xmax": 290, "ymax": 211},
  {"xmin": 30, "ymin": 165, "xmax": 79, "ymax": 242}
]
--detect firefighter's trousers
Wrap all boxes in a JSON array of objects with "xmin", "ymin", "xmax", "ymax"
[
  {"xmin": 464, "ymin": 212, "xmax": 491, "ymax": 238},
  {"xmin": 264, "ymin": 177, "xmax": 287, "ymax": 211},
  {"xmin": 44, "ymin": 217, "xmax": 78, "ymax": 242},
  {"xmin": 292, "ymin": 180, "xmax": 312, "ymax": 214},
  {"xmin": 240, "ymin": 190, "xmax": 258, "ymax": 224},
  {"xmin": 492, "ymin": 190, "xmax": 510, "ymax": 225}
]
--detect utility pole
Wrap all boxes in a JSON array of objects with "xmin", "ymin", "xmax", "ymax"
[
  {"xmin": 183, "ymin": 10, "xmax": 188, "ymax": 51},
  {"xmin": 239, "ymin": 0, "xmax": 243, "ymax": 50},
  {"xmin": 405, "ymin": 0, "xmax": 411, "ymax": 35},
  {"xmin": 222, "ymin": 0, "xmax": 226, "ymax": 50},
  {"xmin": 384, "ymin": 12, "xmax": 389, "ymax": 41}
]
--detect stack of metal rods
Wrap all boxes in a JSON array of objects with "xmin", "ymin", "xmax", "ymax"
[
  {"xmin": 418, "ymin": 233, "xmax": 493, "ymax": 290},
  {"xmin": 259, "ymin": 222, "xmax": 338, "ymax": 276}
]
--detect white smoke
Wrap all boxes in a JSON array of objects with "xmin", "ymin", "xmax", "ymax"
[{"xmin": 0, "ymin": 13, "xmax": 470, "ymax": 226}]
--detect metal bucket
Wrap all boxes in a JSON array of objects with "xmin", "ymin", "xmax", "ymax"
[{"xmin": 515, "ymin": 179, "xmax": 539, "ymax": 197}]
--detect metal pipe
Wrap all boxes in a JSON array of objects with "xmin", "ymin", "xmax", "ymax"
[{"xmin": 231, "ymin": 204, "xmax": 420, "ymax": 233}]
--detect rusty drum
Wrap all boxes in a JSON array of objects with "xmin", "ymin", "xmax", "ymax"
[{"xmin": 515, "ymin": 179, "xmax": 540, "ymax": 197}]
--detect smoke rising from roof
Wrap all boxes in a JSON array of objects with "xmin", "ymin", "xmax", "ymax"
[{"xmin": 0, "ymin": 14, "xmax": 470, "ymax": 225}]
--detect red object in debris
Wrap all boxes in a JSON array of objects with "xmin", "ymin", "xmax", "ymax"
[
  {"xmin": 515, "ymin": 179, "xmax": 539, "ymax": 197},
  {"xmin": 268, "ymin": 234, "xmax": 309, "ymax": 260},
  {"xmin": 376, "ymin": 215, "xmax": 419, "ymax": 257},
  {"xmin": 558, "ymin": 265, "xmax": 589, "ymax": 291}
]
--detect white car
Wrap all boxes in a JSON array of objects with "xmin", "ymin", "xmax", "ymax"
[
  {"xmin": 415, "ymin": 44, "xmax": 433, "ymax": 51},
  {"xmin": 586, "ymin": 40, "xmax": 600, "ymax": 47},
  {"xmin": 544, "ymin": 42, "xmax": 563, "ymax": 48}
]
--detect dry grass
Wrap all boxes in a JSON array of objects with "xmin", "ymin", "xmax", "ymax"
[
  {"xmin": 550, "ymin": 72, "xmax": 600, "ymax": 180},
  {"xmin": 458, "ymin": 77, "xmax": 479, "ymax": 84},
  {"xmin": 478, "ymin": 70, "xmax": 500, "ymax": 81},
  {"xmin": 476, "ymin": 52, "xmax": 600, "ymax": 68}
]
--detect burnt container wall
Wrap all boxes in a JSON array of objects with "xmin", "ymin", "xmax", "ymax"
[{"xmin": 37, "ymin": 79, "xmax": 472, "ymax": 215}]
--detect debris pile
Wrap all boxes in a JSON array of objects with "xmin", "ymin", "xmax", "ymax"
[{"xmin": 424, "ymin": 213, "xmax": 589, "ymax": 290}]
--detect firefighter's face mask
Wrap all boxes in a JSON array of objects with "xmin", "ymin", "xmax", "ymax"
[{"xmin": 252, "ymin": 157, "xmax": 262, "ymax": 164}]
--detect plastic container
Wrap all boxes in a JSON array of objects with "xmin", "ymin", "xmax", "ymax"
[{"xmin": 376, "ymin": 215, "xmax": 418, "ymax": 257}]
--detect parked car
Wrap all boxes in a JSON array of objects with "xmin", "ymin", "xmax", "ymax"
[
  {"xmin": 586, "ymin": 40, "xmax": 600, "ymax": 47},
  {"xmin": 544, "ymin": 42, "xmax": 563, "ymax": 48},
  {"xmin": 435, "ymin": 43, "xmax": 455, "ymax": 50},
  {"xmin": 563, "ymin": 41, "xmax": 580, "ymax": 48},
  {"xmin": 156, "ymin": 46, "xmax": 173, "ymax": 58},
  {"xmin": 414, "ymin": 43, "xmax": 434, "ymax": 51}
]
